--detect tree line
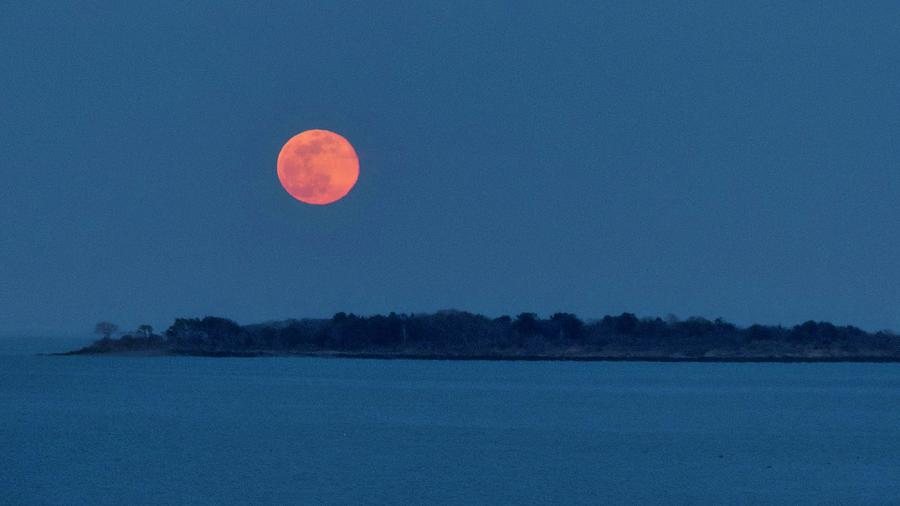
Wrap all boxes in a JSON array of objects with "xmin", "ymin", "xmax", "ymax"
[{"xmin": 83, "ymin": 310, "xmax": 900, "ymax": 358}]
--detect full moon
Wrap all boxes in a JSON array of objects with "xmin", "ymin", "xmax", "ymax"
[{"xmin": 277, "ymin": 129, "xmax": 359, "ymax": 205}]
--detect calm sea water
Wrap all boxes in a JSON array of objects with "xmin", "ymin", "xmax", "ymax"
[{"xmin": 1, "ymin": 338, "xmax": 899, "ymax": 505}]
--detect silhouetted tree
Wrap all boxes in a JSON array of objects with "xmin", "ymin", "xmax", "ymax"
[
  {"xmin": 550, "ymin": 312, "xmax": 584, "ymax": 341},
  {"xmin": 94, "ymin": 321, "xmax": 118, "ymax": 341},
  {"xmin": 513, "ymin": 312, "xmax": 540, "ymax": 336},
  {"xmin": 600, "ymin": 312, "xmax": 639, "ymax": 336}
]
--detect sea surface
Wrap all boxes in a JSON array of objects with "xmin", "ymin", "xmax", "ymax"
[{"xmin": 1, "ymin": 337, "xmax": 899, "ymax": 505}]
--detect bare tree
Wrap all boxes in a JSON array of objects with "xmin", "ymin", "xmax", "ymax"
[{"xmin": 94, "ymin": 321, "xmax": 118, "ymax": 341}]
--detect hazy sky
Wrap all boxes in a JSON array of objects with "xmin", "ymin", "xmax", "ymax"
[{"xmin": 2, "ymin": 1, "xmax": 900, "ymax": 334}]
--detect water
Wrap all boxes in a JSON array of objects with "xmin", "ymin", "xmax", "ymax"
[{"xmin": 2, "ymin": 339, "xmax": 899, "ymax": 505}]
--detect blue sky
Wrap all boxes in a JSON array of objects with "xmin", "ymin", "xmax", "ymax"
[{"xmin": 2, "ymin": 1, "xmax": 900, "ymax": 334}]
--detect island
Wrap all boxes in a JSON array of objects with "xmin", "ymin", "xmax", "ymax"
[{"xmin": 62, "ymin": 310, "xmax": 900, "ymax": 362}]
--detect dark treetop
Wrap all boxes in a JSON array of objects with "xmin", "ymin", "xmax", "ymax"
[{"xmin": 68, "ymin": 311, "xmax": 900, "ymax": 361}]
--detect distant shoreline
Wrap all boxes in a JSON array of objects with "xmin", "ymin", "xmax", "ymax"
[
  {"xmin": 53, "ymin": 349, "xmax": 900, "ymax": 363},
  {"xmin": 66, "ymin": 311, "xmax": 900, "ymax": 362}
]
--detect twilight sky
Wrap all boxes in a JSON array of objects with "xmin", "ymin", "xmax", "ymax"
[{"xmin": 2, "ymin": 1, "xmax": 900, "ymax": 335}]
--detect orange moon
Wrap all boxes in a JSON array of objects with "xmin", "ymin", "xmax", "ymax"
[{"xmin": 277, "ymin": 129, "xmax": 359, "ymax": 205}]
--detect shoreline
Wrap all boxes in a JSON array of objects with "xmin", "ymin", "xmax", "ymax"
[{"xmin": 50, "ymin": 349, "xmax": 900, "ymax": 363}]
